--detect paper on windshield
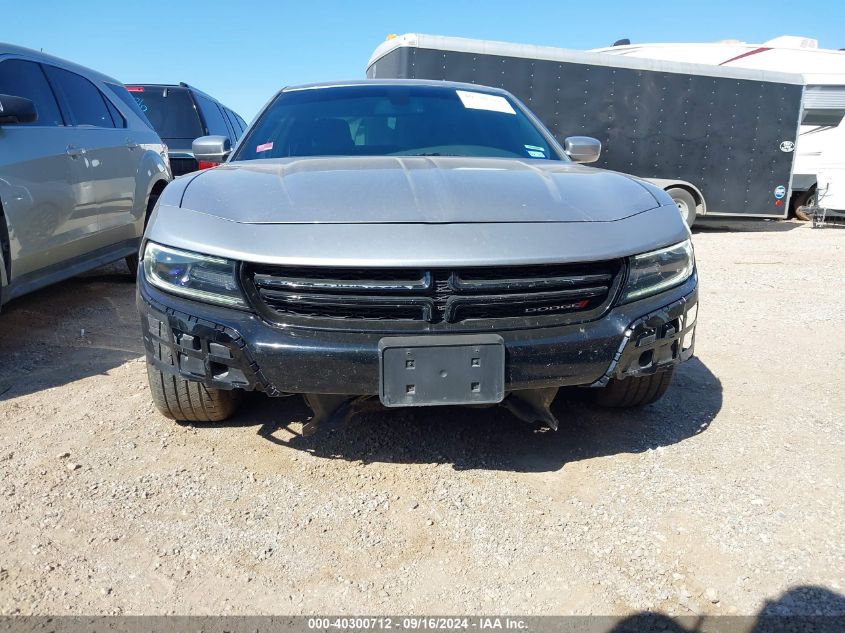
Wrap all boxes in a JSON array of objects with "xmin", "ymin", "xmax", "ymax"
[{"xmin": 456, "ymin": 90, "xmax": 516, "ymax": 115}]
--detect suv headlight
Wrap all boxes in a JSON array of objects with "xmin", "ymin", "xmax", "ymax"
[
  {"xmin": 622, "ymin": 239, "xmax": 695, "ymax": 302},
  {"xmin": 143, "ymin": 242, "xmax": 246, "ymax": 307}
]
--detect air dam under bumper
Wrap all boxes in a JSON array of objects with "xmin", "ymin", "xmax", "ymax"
[{"xmin": 138, "ymin": 274, "xmax": 697, "ymax": 397}]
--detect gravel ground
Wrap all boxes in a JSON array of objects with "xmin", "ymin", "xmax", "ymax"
[{"xmin": 0, "ymin": 220, "xmax": 843, "ymax": 618}]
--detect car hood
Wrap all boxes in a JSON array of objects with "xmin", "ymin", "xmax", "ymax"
[{"xmin": 178, "ymin": 156, "xmax": 661, "ymax": 224}]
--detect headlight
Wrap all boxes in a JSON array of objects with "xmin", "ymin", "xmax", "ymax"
[
  {"xmin": 622, "ymin": 239, "xmax": 695, "ymax": 302},
  {"xmin": 143, "ymin": 242, "xmax": 246, "ymax": 307}
]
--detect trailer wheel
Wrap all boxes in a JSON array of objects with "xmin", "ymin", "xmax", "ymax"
[
  {"xmin": 666, "ymin": 188, "xmax": 697, "ymax": 227},
  {"xmin": 794, "ymin": 186, "xmax": 817, "ymax": 222}
]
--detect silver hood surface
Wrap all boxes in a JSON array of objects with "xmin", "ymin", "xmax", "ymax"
[
  {"xmin": 178, "ymin": 156, "xmax": 661, "ymax": 224},
  {"xmin": 148, "ymin": 155, "xmax": 690, "ymax": 268}
]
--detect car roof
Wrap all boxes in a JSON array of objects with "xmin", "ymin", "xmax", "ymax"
[
  {"xmin": 128, "ymin": 82, "xmax": 218, "ymax": 101},
  {"xmin": 0, "ymin": 42, "xmax": 121, "ymax": 85},
  {"xmin": 280, "ymin": 78, "xmax": 513, "ymax": 96},
  {"xmin": 129, "ymin": 83, "xmax": 193, "ymax": 89}
]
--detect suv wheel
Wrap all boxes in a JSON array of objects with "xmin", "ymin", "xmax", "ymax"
[
  {"xmin": 125, "ymin": 253, "xmax": 141, "ymax": 277},
  {"xmin": 593, "ymin": 368, "xmax": 674, "ymax": 408},
  {"xmin": 126, "ymin": 189, "xmax": 162, "ymax": 276},
  {"xmin": 146, "ymin": 341, "xmax": 240, "ymax": 423}
]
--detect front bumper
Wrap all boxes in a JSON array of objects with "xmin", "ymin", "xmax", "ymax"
[{"xmin": 138, "ymin": 272, "xmax": 697, "ymax": 397}]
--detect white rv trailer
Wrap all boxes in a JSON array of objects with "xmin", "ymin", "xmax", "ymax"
[
  {"xmin": 368, "ymin": 34, "xmax": 805, "ymax": 224},
  {"xmin": 594, "ymin": 36, "xmax": 845, "ymax": 213}
]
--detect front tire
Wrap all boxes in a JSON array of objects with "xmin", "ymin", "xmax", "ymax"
[
  {"xmin": 666, "ymin": 188, "xmax": 697, "ymax": 227},
  {"xmin": 593, "ymin": 368, "xmax": 674, "ymax": 408},
  {"xmin": 125, "ymin": 252, "xmax": 140, "ymax": 277},
  {"xmin": 146, "ymin": 337, "xmax": 240, "ymax": 423}
]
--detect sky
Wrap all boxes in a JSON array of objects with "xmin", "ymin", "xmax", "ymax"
[{"xmin": 4, "ymin": 0, "xmax": 844, "ymax": 121}]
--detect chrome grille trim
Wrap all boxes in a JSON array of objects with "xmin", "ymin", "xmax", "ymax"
[
  {"xmin": 253, "ymin": 271, "xmax": 431, "ymax": 293},
  {"xmin": 450, "ymin": 271, "xmax": 613, "ymax": 292}
]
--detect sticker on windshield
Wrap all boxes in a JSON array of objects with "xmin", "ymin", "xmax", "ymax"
[
  {"xmin": 256, "ymin": 142, "xmax": 274, "ymax": 153},
  {"xmin": 525, "ymin": 144, "xmax": 546, "ymax": 158},
  {"xmin": 456, "ymin": 90, "xmax": 516, "ymax": 115}
]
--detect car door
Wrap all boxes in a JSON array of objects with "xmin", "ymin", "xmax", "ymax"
[
  {"xmin": 43, "ymin": 65, "xmax": 138, "ymax": 249},
  {"xmin": 0, "ymin": 58, "xmax": 80, "ymax": 280}
]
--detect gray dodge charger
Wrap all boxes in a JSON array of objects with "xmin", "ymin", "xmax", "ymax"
[{"xmin": 138, "ymin": 80, "xmax": 697, "ymax": 434}]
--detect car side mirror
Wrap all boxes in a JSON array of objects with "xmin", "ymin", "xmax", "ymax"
[
  {"xmin": 563, "ymin": 136, "xmax": 601, "ymax": 163},
  {"xmin": 192, "ymin": 135, "xmax": 231, "ymax": 163},
  {"xmin": 0, "ymin": 94, "xmax": 38, "ymax": 125}
]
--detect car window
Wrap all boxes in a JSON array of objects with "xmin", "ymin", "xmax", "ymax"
[
  {"xmin": 223, "ymin": 107, "xmax": 242, "ymax": 138},
  {"xmin": 221, "ymin": 106, "xmax": 237, "ymax": 140},
  {"xmin": 103, "ymin": 96, "xmax": 126, "ymax": 128},
  {"xmin": 107, "ymin": 83, "xmax": 155, "ymax": 130},
  {"xmin": 235, "ymin": 113, "xmax": 248, "ymax": 131},
  {"xmin": 0, "ymin": 59, "xmax": 63, "ymax": 126},
  {"xmin": 232, "ymin": 109, "xmax": 246, "ymax": 136},
  {"xmin": 128, "ymin": 86, "xmax": 203, "ymax": 140},
  {"xmin": 44, "ymin": 65, "xmax": 115, "ymax": 128},
  {"xmin": 194, "ymin": 93, "xmax": 230, "ymax": 137},
  {"xmin": 234, "ymin": 85, "xmax": 561, "ymax": 161}
]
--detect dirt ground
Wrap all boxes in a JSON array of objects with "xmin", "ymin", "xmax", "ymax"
[{"xmin": 0, "ymin": 220, "xmax": 843, "ymax": 618}]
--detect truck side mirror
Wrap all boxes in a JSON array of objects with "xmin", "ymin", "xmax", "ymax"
[
  {"xmin": 0, "ymin": 94, "xmax": 38, "ymax": 125},
  {"xmin": 192, "ymin": 135, "xmax": 231, "ymax": 163},
  {"xmin": 564, "ymin": 136, "xmax": 601, "ymax": 163}
]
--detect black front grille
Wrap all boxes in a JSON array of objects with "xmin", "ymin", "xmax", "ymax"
[{"xmin": 244, "ymin": 261, "xmax": 623, "ymax": 330}]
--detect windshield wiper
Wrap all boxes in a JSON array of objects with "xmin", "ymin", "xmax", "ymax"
[{"xmin": 405, "ymin": 152, "xmax": 468, "ymax": 157}]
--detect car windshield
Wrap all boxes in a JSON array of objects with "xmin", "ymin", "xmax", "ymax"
[
  {"xmin": 128, "ymin": 86, "xmax": 204, "ymax": 140},
  {"xmin": 233, "ymin": 84, "xmax": 562, "ymax": 161}
]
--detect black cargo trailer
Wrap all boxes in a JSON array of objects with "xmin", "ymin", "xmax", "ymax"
[{"xmin": 367, "ymin": 34, "xmax": 805, "ymax": 222}]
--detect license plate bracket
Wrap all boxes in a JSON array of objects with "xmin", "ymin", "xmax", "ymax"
[{"xmin": 379, "ymin": 334, "xmax": 505, "ymax": 407}]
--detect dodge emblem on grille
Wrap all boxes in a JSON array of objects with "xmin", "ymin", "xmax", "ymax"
[{"xmin": 525, "ymin": 300, "xmax": 589, "ymax": 314}]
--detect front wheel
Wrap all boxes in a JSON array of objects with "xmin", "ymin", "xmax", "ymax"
[
  {"xmin": 147, "ymin": 363, "xmax": 241, "ymax": 422},
  {"xmin": 593, "ymin": 368, "xmax": 674, "ymax": 408},
  {"xmin": 125, "ymin": 252, "xmax": 140, "ymax": 277},
  {"xmin": 146, "ymin": 333, "xmax": 240, "ymax": 422},
  {"xmin": 666, "ymin": 188, "xmax": 697, "ymax": 227}
]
